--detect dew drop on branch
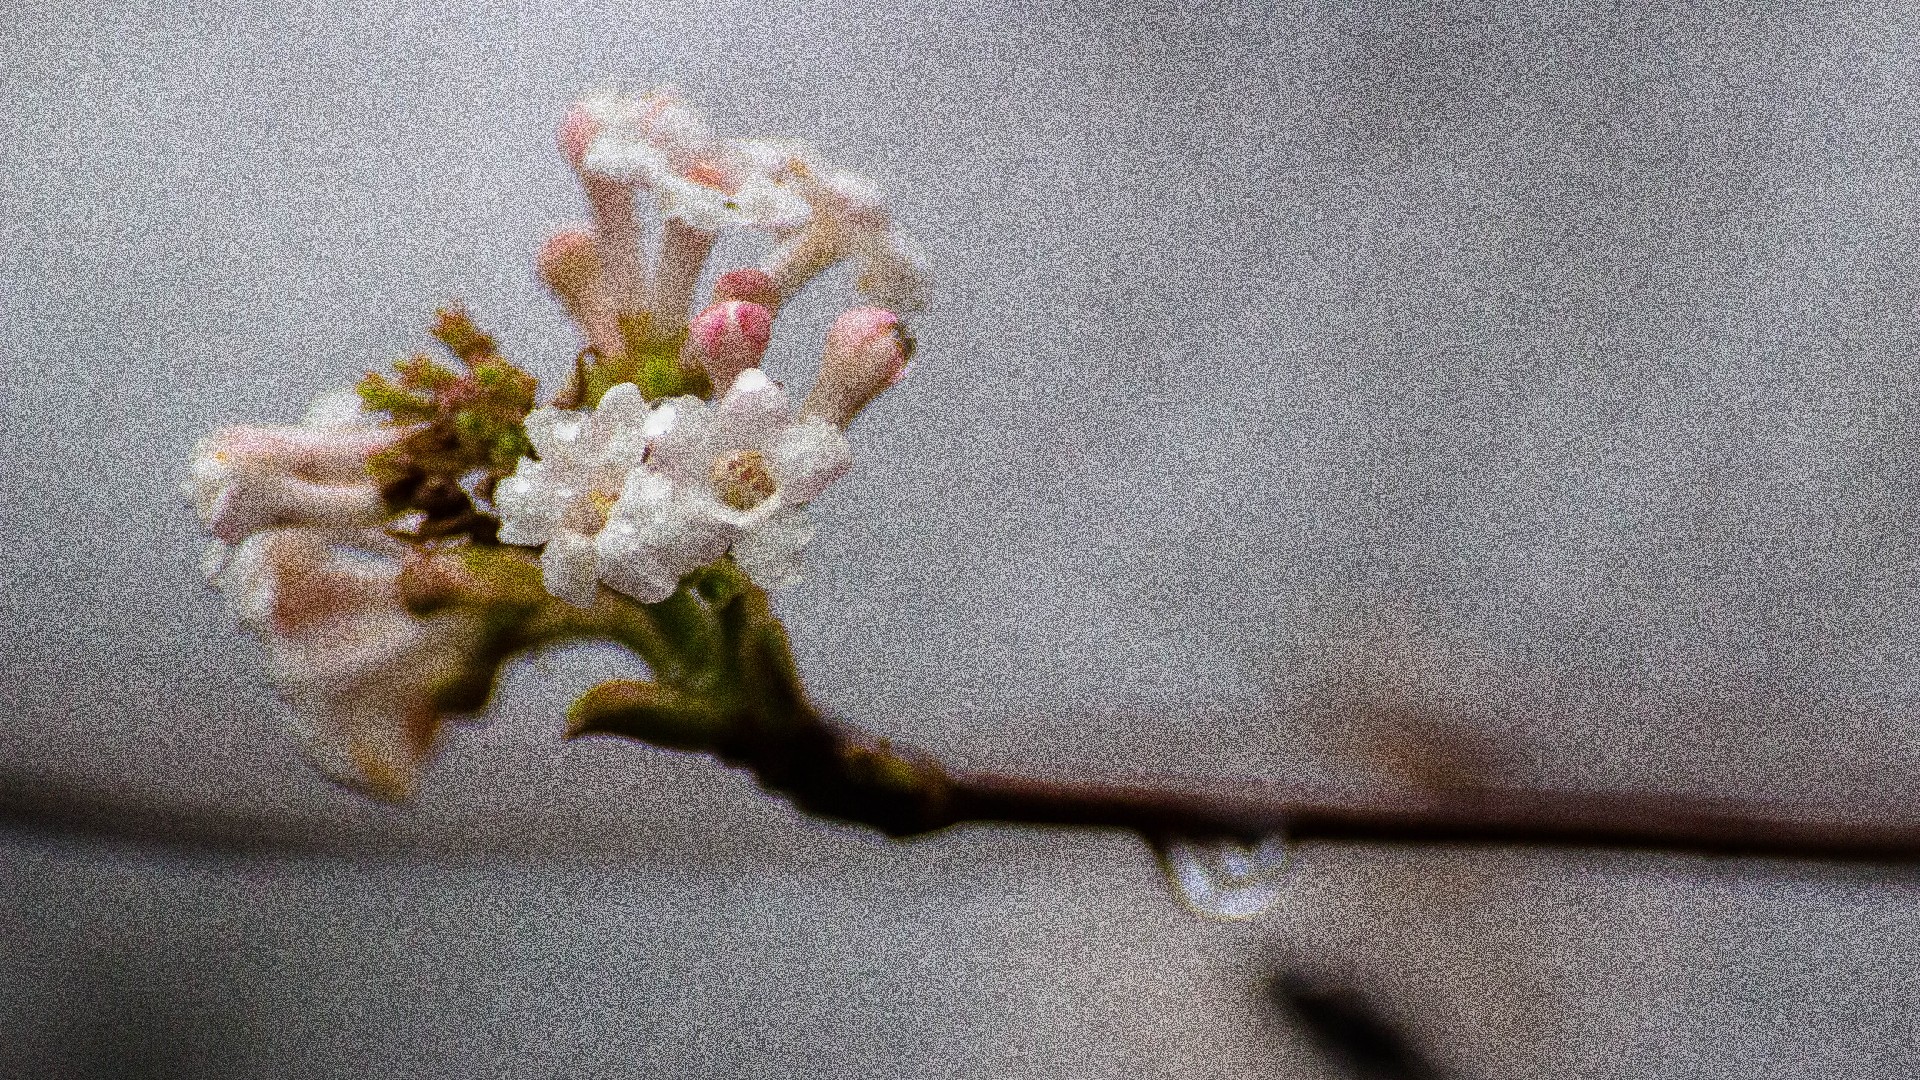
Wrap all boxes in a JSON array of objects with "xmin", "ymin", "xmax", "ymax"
[{"xmin": 1153, "ymin": 832, "xmax": 1291, "ymax": 920}]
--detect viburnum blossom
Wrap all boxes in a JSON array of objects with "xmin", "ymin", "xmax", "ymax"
[
  {"xmin": 556, "ymin": 87, "xmax": 930, "ymax": 344},
  {"xmin": 492, "ymin": 367, "xmax": 853, "ymax": 603},
  {"xmin": 625, "ymin": 368, "xmax": 853, "ymax": 593},
  {"xmin": 490, "ymin": 382, "xmax": 661, "ymax": 607},
  {"xmin": 755, "ymin": 156, "xmax": 931, "ymax": 313},
  {"xmin": 574, "ymin": 88, "xmax": 811, "ymax": 233},
  {"xmin": 559, "ymin": 88, "xmax": 813, "ymax": 342},
  {"xmin": 187, "ymin": 394, "xmax": 397, "ymax": 545},
  {"xmin": 187, "ymin": 85, "xmax": 925, "ymax": 801},
  {"xmin": 208, "ymin": 526, "xmax": 481, "ymax": 799}
]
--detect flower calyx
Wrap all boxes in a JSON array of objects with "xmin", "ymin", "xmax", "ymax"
[{"xmin": 357, "ymin": 306, "xmax": 539, "ymax": 543}]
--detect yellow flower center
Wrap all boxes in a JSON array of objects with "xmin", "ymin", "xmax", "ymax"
[
  {"xmin": 712, "ymin": 450, "xmax": 778, "ymax": 511},
  {"xmin": 562, "ymin": 489, "xmax": 618, "ymax": 534}
]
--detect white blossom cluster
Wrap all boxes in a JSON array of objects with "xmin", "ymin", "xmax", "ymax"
[
  {"xmin": 181, "ymin": 87, "xmax": 923, "ymax": 796},
  {"xmin": 571, "ymin": 86, "xmax": 930, "ymax": 313},
  {"xmin": 492, "ymin": 370, "xmax": 852, "ymax": 606},
  {"xmin": 521, "ymin": 86, "xmax": 924, "ymax": 608},
  {"xmin": 187, "ymin": 398, "xmax": 471, "ymax": 798}
]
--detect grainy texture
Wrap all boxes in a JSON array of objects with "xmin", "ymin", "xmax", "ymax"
[{"xmin": 7, "ymin": 0, "xmax": 1920, "ymax": 1075}]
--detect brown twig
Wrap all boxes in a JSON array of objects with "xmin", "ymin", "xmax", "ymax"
[
  {"xmin": 946, "ymin": 766, "xmax": 1920, "ymax": 863},
  {"xmin": 697, "ymin": 713, "xmax": 1920, "ymax": 863},
  {"xmin": 8, "ymin": 743, "xmax": 1920, "ymax": 865}
]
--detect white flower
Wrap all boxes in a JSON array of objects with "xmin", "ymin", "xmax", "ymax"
[
  {"xmin": 491, "ymin": 382, "xmax": 660, "ymax": 607},
  {"xmin": 593, "ymin": 470, "xmax": 736, "ymax": 602},
  {"xmin": 209, "ymin": 526, "xmax": 479, "ymax": 800},
  {"xmin": 759, "ymin": 158, "xmax": 932, "ymax": 312},
  {"xmin": 605, "ymin": 368, "xmax": 852, "ymax": 594},
  {"xmin": 579, "ymin": 89, "xmax": 811, "ymax": 232},
  {"xmin": 805, "ymin": 170, "xmax": 932, "ymax": 313},
  {"xmin": 186, "ymin": 393, "xmax": 396, "ymax": 545}
]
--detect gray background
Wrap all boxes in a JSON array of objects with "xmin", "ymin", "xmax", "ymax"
[{"xmin": 7, "ymin": 0, "xmax": 1920, "ymax": 1075}]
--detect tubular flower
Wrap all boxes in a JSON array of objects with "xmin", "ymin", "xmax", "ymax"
[
  {"xmin": 209, "ymin": 526, "xmax": 482, "ymax": 800},
  {"xmin": 756, "ymin": 156, "xmax": 932, "ymax": 313},
  {"xmin": 556, "ymin": 89, "xmax": 817, "ymax": 342},
  {"xmin": 491, "ymin": 382, "xmax": 661, "ymax": 608},
  {"xmin": 803, "ymin": 307, "xmax": 914, "ymax": 429},
  {"xmin": 537, "ymin": 228, "xmax": 623, "ymax": 359},
  {"xmin": 576, "ymin": 89, "xmax": 811, "ymax": 233},
  {"xmin": 186, "ymin": 394, "xmax": 399, "ymax": 545},
  {"xmin": 633, "ymin": 368, "xmax": 853, "ymax": 591}
]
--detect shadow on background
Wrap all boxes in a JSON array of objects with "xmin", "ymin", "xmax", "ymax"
[{"xmin": 1273, "ymin": 972, "xmax": 1448, "ymax": 1080}]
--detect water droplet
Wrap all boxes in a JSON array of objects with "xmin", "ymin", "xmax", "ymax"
[{"xmin": 1154, "ymin": 832, "xmax": 1291, "ymax": 920}]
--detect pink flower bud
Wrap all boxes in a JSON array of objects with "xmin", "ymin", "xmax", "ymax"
[
  {"xmin": 802, "ymin": 307, "xmax": 911, "ymax": 429},
  {"xmin": 537, "ymin": 229, "xmax": 598, "ymax": 292},
  {"xmin": 558, "ymin": 104, "xmax": 599, "ymax": 170},
  {"xmin": 689, "ymin": 300, "xmax": 774, "ymax": 394},
  {"xmin": 537, "ymin": 229, "xmax": 622, "ymax": 359},
  {"xmin": 711, "ymin": 267, "xmax": 780, "ymax": 309}
]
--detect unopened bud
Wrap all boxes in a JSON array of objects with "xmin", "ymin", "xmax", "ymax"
[
  {"xmin": 537, "ymin": 229, "xmax": 598, "ymax": 293},
  {"xmin": 802, "ymin": 307, "xmax": 912, "ymax": 429},
  {"xmin": 711, "ymin": 267, "xmax": 781, "ymax": 309},
  {"xmin": 688, "ymin": 300, "xmax": 773, "ymax": 395},
  {"xmin": 537, "ymin": 230, "xmax": 622, "ymax": 359},
  {"xmin": 558, "ymin": 104, "xmax": 599, "ymax": 170}
]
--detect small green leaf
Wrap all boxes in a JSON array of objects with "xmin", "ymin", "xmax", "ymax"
[
  {"xmin": 568, "ymin": 679, "xmax": 729, "ymax": 750},
  {"xmin": 394, "ymin": 354, "xmax": 462, "ymax": 392},
  {"xmin": 431, "ymin": 306, "xmax": 498, "ymax": 365},
  {"xmin": 356, "ymin": 374, "xmax": 434, "ymax": 421},
  {"xmin": 357, "ymin": 307, "xmax": 542, "ymax": 543}
]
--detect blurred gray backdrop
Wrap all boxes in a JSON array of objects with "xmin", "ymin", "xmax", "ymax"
[{"xmin": 6, "ymin": 0, "xmax": 1920, "ymax": 1075}]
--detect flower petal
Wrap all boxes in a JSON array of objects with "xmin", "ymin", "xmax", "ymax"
[
  {"xmin": 607, "ymin": 471, "xmax": 737, "ymax": 572},
  {"xmin": 593, "ymin": 529, "xmax": 682, "ymax": 604},
  {"xmin": 731, "ymin": 506, "xmax": 816, "ymax": 590},
  {"xmin": 707, "ymin": 368, "xmax": 794, "ymax": 447},
  {"xmin": 524, "ymin": 407, "xmax": 590, "ymax": 460},
  {"xmin": 541, "ymin": 531, "xmax": 601, "ymax": 608},
  {"xmin": 767, "ymin": 418, "xmax": 853, "ymax": 503},
  {"xmin": 492, "ymin": 461, "xmax": 561, "ymax": 546}
]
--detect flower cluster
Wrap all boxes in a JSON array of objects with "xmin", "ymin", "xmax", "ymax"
[
  {"xmin": 500, "ymin": 87, "xmax": 920, "ymax": 608},
  {"xmin": 489, "ymin": 299, "xmax": 911, "ymax": 608},
  {"xmin": 190, "ymin": 398, "xmax": 486, "ymax": 797},
  {"xmin": 546, "ymin": 85, "xmax": 929, "ymax": 368},
  {"xmin": 492, "ymin": 369, "xmax": 853, "ymax": 606},
  {"xmin": 185, "ymin": 87, "xmax": 924, "ymax": 798},
  {"xmin": 206, "ymin": 525, "xmax": 484, "ymax": 798}
]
